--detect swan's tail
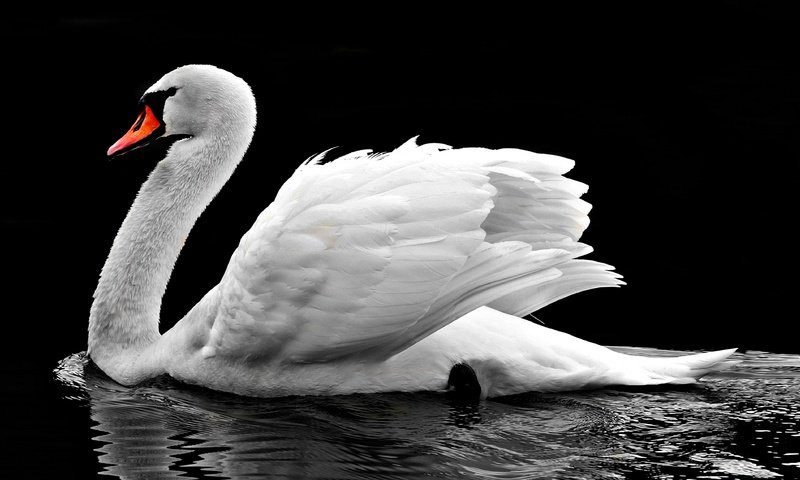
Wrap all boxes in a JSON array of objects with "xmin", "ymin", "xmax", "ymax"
[{"xmin": 634, "ymin": 348, "xmax": 740, "ymax": 384}]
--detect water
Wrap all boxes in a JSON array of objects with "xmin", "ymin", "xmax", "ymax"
[{"xmin": 54, "ymin": 348, "xmax": 800, "ymax": 480}]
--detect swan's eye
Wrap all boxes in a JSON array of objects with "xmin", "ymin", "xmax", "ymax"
[{"xmin": 139, "ymin": 87, "xmax": 180, "ymax": 121}]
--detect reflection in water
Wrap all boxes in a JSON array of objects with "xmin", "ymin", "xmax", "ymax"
[{"xmin": 56, "ymin": 349, "xmax": 800, "ymax": 479}]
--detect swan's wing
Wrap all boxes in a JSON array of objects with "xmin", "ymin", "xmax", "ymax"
[
  {"xmin": 434, "ymin": 146, "xmax": 624, "ymax": 320},
  {"xmin": 202, "ymin": 140, "xmax": 491, "ymax": 362},
  {"xmin": 196, "ymin": 138, "xmax": 620, "ymax": 363},
  {"xmin": 370, "ymin": 146, "xmax": 623, "ymax": 355}
]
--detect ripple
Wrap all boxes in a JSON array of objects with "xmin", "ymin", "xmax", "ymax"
[{"xmin": 55, "ymin": 348, "xmax": 800, "ymax": 479}]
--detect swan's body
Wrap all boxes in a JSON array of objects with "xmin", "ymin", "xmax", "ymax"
[{"xmin": 89, "ymin": 65, "xmax": 736, "ymax": 398}]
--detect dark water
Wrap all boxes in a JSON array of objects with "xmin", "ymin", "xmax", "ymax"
[{"xmin": 53, "ymin": 348, "xmax": 800, "ymax": 479}]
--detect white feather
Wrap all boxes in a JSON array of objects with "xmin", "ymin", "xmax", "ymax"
[{"xmin": 89, "ymin": 65, "xmax": 737, "ymax": 397}]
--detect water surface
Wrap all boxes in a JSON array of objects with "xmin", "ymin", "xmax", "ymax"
[{"xmin": 55, "ymin": 348, "xmax": 800, "ymax": 479}]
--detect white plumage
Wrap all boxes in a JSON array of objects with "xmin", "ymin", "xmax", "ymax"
[{"xmin": 88, "ymin": 65, "xmax": 736, "ymax": 398}]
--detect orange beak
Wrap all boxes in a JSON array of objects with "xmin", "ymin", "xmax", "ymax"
[{"xmin": 107, "ymin": 104, "xmax": 164, "ymax": 156}]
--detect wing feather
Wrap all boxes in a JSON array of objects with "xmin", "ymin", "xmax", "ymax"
[{"xmin": 192, "ymin": 139, "xmax": 621, "ymax": 363}]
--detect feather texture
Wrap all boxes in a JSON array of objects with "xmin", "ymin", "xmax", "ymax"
[{"xmin": 199, "ymin": 138, "xmax": 621, "ymax": 363}]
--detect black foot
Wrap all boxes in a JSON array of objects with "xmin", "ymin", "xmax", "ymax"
[{"xmin": 446, "ymin": 363, "xmax": 481, "ymax": 400}]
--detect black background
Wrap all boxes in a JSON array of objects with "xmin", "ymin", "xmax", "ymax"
[{"xmin": 1, "ymin": 6, "xmax": 798, "ymax": 477}]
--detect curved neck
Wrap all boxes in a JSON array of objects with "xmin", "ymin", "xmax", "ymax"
[{"xmin": 88, "ymin": 133, "xmax": 249, "ymax": 377}]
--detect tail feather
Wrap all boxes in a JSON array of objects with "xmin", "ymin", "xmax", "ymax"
[{"xmin": 637, "ymin": 348, "xmax": 740, "ymax": 384}]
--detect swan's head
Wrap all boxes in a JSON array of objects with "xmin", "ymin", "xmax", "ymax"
[{"xmin": 108, "ymin": 64, "xmax": 256, "ymax": 157}]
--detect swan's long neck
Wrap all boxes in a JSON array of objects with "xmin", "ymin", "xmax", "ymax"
[{"xmin": 88, "ymin": 100, "xmax": 255, "ymax": 379}]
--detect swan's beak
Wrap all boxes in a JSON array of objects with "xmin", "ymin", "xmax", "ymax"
[{"xmin": 107, "ymin": 104, "xmax": 164, "ymax": 157}]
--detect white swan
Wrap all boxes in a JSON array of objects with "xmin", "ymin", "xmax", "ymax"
[{"xmin": 89, "ymin": 64, "xmax": 736, "ymax": 399}]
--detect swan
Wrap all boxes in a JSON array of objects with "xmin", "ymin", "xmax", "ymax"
[{"xmin": 89, "ymin": 64, "xmax": 737, "ymax": 399}]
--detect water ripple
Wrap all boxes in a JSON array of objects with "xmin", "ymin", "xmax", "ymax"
[{"xmin": 55, "ymin": 349, "xmax": 800, "ymax": 479}]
